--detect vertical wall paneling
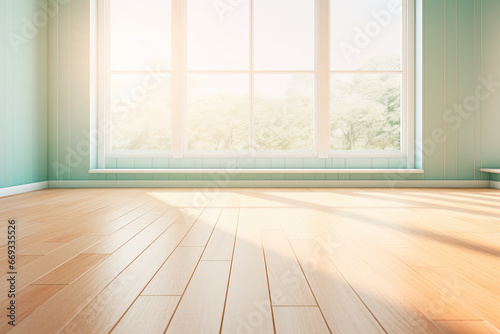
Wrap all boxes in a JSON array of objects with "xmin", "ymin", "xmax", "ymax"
[
  {"xmin": 135, "ymin": 158, "xmax": 153, "ymax": 181},
  {"xmin": 116, "ymin": 157, "xmax": 136, "ymax": 181},
  {"xmin": 12, "ymin": 0, "xmax": 25, "ymax": 186},
  {"xmin": 271, "ymin": 158, "xmax": 285, "ymax": 181},
  {"xmin": 413, "ymin": 0, "xmax": 424, "ymax": 175},
  {"xmin": 321, "ymin": 159, "xmax": 334, "ymax": 180},
  {"xmin": 235, "ymin": 158, "xmax": 256, "ymax": 181},
  {"xmin": 284, "ymin": 158, "xmax": 304, "ymax": 181},
  {"xmin": 254, "ymin": 158, "xmax": 272, "ymax": 180},
  {"xmin": 168, "ymin": 159, "xmax": 187, "ymax": 180},
  {"xmin": 4, "ymin": 0, "xmax": 14, "ymax": 187},
  {"xmin": 152, "ymin": 158, "xmax": 170, "ymax": 180},
  {"xmin": 22, "ymin": 0, "xmax": 32, "ymax": 184},
  {"xmin": 457, "ymin": 0, "xmax": 475, "ymax": 180},
  {"xmin": 474, "ymin": 0, "xmax": 482, "ymax": 180},
  {"xmin": 32, "ymin": 0, "xmax": 46, "ymax": 183},
  {"xmin": 481, "ymin": 0, "xmax": 500, "ymax": 169},
  {"xmin": 444, "ymin": 0, "xmax": 457, "ymax": 180},
  {"xmin": 102, "ymin": 157, "xmax": 117, "ymax": 180},
  {"xmin": 185, "ymin": 158, "xmax": 203, "ymax": 181},
  {"xmin": 202, "ymin": 158, "xmax": 221, "ymax": 181},
  {"xmin": 422, "ymin": 0, "xmax": 445, "ymax": 180},
  {"xmin": 0, "ymin": 0, "xmax": 5, "ymax": 188},
  {"xmin": 303, "ymin": 158, "xmax": 326, "ymax": 180},
  {"xmin": 347, "ymin": 158, "xmax": 371, "ymax": 181},
  {"xmin": 33, "ymin": 0, "xmax": 47, "ymax": 184},
  {"xmin": 371, "ymin": 158, "xmax": 389, "ymax": 181},
  {"xmin": 70, "ymin": 0, "xmax": 91, "ymax": 180},
  {"xmin": 12, "ymin": 0, "xmax": 23, "ymax": 186},
  {"xmin": 47, "ymin": 0, "xmax": 58, "ymax": 181},
  {"xmin": 0, "ymin": 0, "xmax": 48, "ymax": 189},
  {"xmin": 57, "ymin": 0, "xmax": 70, "ymax": 181},
  {"xmin": 330, "ymin": 158, "xmax": 344, "ymax": 180}
]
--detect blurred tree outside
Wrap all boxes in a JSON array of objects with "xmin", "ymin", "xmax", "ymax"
[{"xmin": 111, "ymin": 56, "xmax": 401, "ymax": 153}]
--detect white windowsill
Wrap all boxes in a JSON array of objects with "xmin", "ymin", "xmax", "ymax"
[
  {"xmin": 479, "ymin": 168, "xmax": 500, "ymax": 174},
  {"xmin": 89, "ymin": 169, "xmax": 424, "ymax": 174}
]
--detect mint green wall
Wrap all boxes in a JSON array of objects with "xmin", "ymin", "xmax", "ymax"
[
  {"xmin": 47, "ymin": 0, "xmax": 496, "ymax": 182},
  {"xmin": 0, "ymin": 0, "xmax": 48, "ymax": 189},
  {"xmin": 482, "ymin": 0, "xmax": 500, "ymax": 171},
  {"xmin": 47, "ymin": 0, "xmax": 91, "ymax": 183}
]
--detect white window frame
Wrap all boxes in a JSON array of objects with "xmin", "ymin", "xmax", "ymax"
[
  {"xmin": 96, "ymin": 0, "xmax": 415, "ymax": 167},
  {"xmin": 327, "ymin": 0, "xmax": 415, "ymax": 162}
]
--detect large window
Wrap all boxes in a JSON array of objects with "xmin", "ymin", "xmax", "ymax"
[
  {"xmin": 97, "ymin": 0, "xmax": 414, "ymax": 162},
  {"xmin": 330, "ymin": 0, "xmax": 407, "ymax": 154},
  {"xmin": 106, "ymin": 0, "xmax": 173, "ymax": 154}
]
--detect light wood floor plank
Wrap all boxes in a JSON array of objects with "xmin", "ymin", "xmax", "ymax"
[
  {"xmin": 171, "ymin": 208, "xmax": 204, "ymax": 224},
  {"xmin": 374, "ymin": 210, "xmax": 500, "ymax": 296},
  {"xmin": 279, "ymin": 210, "xmax": 314, "ymax": 240},
  {"xmin": 142, "ymin": 246, "xmax": 204, "ymax": 296},
  {"xmin": 121, "ymin": 210, "xmax": 166, "ymax": 230},
  {"xmin": 415, "ymin": 267, "xmax": 500, "ymax": 330},
  {"xmin": 291, "ymin": 239, "xmax": 384, "ymax": 334},
  {"xmin": 273, "ymin": 307, "xmax": 331, "ymax": 334},
  {"xmin": 313, "ymin": 212, "xmax": 479, "ymax": 325},
  {"xmin": 166, "ymin": 261, "xmax": 231, "ymax": 334},
  {"xmin": 111, "ymin": 296, "xmax": 180, "ymax": 334},
  {"xmin": 34, "ymin": 254, "xmax": 108, "ymax": 285},
  {"xmin": 412, "ymin": 209, "xmax": 494, "ymax": 233},
  {"xmin": 386, "ymin": 247, "xmax": 445, "ymax": 267},
  {"xmin": 434, "ymin": 320, "xmax": 500, "ymax": 334},
  {"xmin": 0, "ymin": 255, "xmax": 41, "ymax": 270},
  {"xmin": 179, "ymin": 208, "xmax": 221, "ymax": 247},
  {"xmin": 87, "ymin": 199, "xmax": 165, "ymax": 236},
  {"xmin": 0, "ymin": 285, "xmax": 65, "ymax": 333},
  {"xmin": 202, "ymin": 208, "xmax": 238, "ymax": 261},
  {"xmin": 261, "ymin": 230, "xmax": 316, "ymax": 306},
  {"xmin": 83, "ymin": 229, "xmax": 139, "ymax": 254},
  {"xmin": 5, "ymin": 235, "xmax": 104, "ymax": 291},
  {"xmin": 19, "ymin": 242, "xmax": 66, "ymax": 256},
  {"xmin": 10, "ymin": 210, "xmax": 182, "ymax": 333},
  {"xmin": 221, "ymin": 209, "xmax": 275, "ymax": 334},
  {"xmin": 473, "ymin": 232, "xmax": 500, "ymax": 244},
  {"xmin": 60, "ymin": 224, "xmax": 191, "ymax": 334}
]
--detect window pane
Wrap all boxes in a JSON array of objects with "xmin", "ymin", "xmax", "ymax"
[
  {"xmin": 330, "ymin": 0, "xmax": 402, "ymax": 70},
  {"xmin": 110, "ymin": 0, "xmax": 171, "ymax": 71},
  {"xmin": 187, "ymin": 0, "xmax": 250, "ymax": 70},
  {"xmin": 254, "ymin": 74, "xmax": 314, "ymax": 151},
  {"xmin": 110, "ymin": 74, "xmax": 171, "ymax": 151},
  {"xmin": 330, "ymin": 74, "xmax": 401, "ymax": 151},
  {"xmin": 187, "ymin": 75, "xmax": 250, "ymax": 151},
  {"xmin": 254, "ymin": 0, "xmax": 315, "ymax": 70}
]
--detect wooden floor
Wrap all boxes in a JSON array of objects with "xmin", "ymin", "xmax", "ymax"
[{"xmin": 0, "ymin": 188, "xmax": 499, "ymax": 334}]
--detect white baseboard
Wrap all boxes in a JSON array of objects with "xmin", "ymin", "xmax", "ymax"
[
  {"xmin": 48, "ymin": 180, "xmax": 491, "ymax": 189},
  {"xmin": 0, "ymin": 178, "xmax": 493, "ymax": 198},
  {"xmin": 490, "ymin": 180, "xmax": 500, "ymax": 190},
  {"xmin": 0, "ymin": 180, "xmax": 492, "ymax": 197},
  {"xmin": 0, "ymin": 181, "xmax": 49, "ymax": 198}
]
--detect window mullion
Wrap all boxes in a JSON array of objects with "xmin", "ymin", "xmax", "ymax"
[
  {"xmin": 96, "ymin": 0, "xmax": 108, "ymax": 169},
  {"xmin": 249, "ymin": 0, "xmax": 255, "ymax": 155},
  {"xmin": 171, "ymin": 0, "xmax": 184, "ymax": 158},
  {"xmin": 406, "ymin": 0, "xmax": 416, "ymax": 168},
  {"xmin": 317, "ymin": 0, "xmax": 330, "ymax": 158}
]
